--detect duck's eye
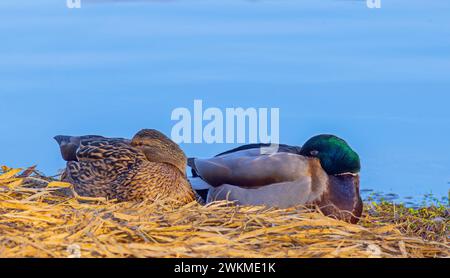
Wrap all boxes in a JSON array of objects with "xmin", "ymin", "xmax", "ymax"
[{"xmin": 310, "ymin": 150, "xmax": 319, "ymax": 156}]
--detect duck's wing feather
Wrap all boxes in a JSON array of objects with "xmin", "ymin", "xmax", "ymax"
[
  {"xmin": 54, "ymin": 135, "xmax": 104, "ymax": 162},
  {"xmin": 54, "ymin": 135, "xmax": 130, "ymax": 162},
  {"xmin": 206, "ymin": 177, "xmax": 315, "ymax": 208},
  {"xmin": 62, "ymin": 138, "xmax": 140, "ymax": 195},
  {"xmin": 190, "ymin": 149, "xmax": 311, "ymax": 188},
  {"xmin": 215, "ymin": 143, "xmax": 301, "ymax": 157},
  {"xmin": 189, "ymin": 143, "xmax": 301, "ymax": 178},
  {"xmin": 75, "ymin": 138, "xmax": 133, "ymax": 162}
]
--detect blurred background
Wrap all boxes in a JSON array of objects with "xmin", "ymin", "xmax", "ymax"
[{"xmin": 0, "ymin": 0, "xmax": 449, "ymax": 204}]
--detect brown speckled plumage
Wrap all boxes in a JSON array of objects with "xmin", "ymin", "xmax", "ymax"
[{"xmin": 55, "ymin": 129, "xmax": 195, "ymax": 204}]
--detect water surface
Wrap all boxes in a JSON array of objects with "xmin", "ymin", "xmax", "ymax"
[{"xmin": 0, "ymin": 0, "xmax": 449, "ymax": 203}]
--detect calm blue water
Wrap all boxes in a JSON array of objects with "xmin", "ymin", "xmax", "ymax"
[{"xmin": 0, "ymin": 0, "xmax": 449, "ymax": 203}]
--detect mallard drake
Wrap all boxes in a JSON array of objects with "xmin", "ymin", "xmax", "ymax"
[
  {"xmin": 188, "ymin": 135, "xmax": 363, "ymax": 223},
  {"xmin": 54, "ymin": 129, "xmax": 195, "ymax": 204}
]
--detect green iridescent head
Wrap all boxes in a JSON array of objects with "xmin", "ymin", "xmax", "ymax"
[{"xmin": 299, "ymin": 134, "xmax": 361, "ymax": 175}]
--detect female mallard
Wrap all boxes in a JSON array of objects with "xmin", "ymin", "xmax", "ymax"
[
  {"xmin": 188, "ymin": 135, "xmax": 363, "ymax": 223},
  {"xmin": 54, "ymin": 129, "xmax": 195, "ymax": 204}
]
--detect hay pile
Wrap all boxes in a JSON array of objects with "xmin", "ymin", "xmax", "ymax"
[{"xmin": 0, "ymin": 166, "xmax": 448, "ymax": 258}]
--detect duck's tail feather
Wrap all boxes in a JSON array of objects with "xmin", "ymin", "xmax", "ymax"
[
  {"xmin": 54, "ymin": 135, "xmax": 72, "ymax": 146},
  {"xmin": 54, "ymin": 135, "xmax": 80, "ymax": 162},
  {"xmin": 188, "ymin": 177, "xmax": 212, "ymax": 191},
  {"xmin": 54, "ymin": 135, "xmax": 107, "ymax": 162},
  {"xmin": 188, "ymin": 176, "xmax": 211, "ymax": 203},
  {"xmin": 187, "ymin": 157, "xmax": 200, "ymax": 177}
]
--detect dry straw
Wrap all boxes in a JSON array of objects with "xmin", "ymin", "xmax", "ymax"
[{"xmin": 0, "ymin": 166, "xmax": 448, "ymax": 258}]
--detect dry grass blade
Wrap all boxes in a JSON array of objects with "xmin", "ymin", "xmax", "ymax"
[{"xmin": 0, "ymin": 167, "xmax": 448, "ymax": 258}]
